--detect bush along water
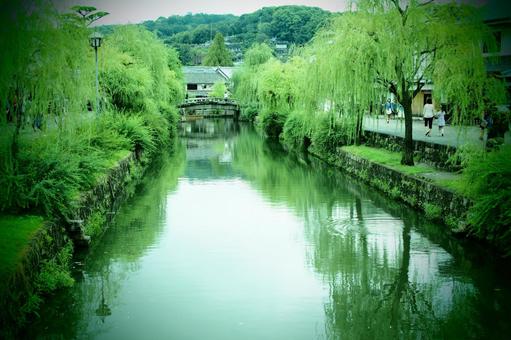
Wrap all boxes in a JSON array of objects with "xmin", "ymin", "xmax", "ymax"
[
  {"xmin": 462, "ymin": 145, "xmax": 511, "ymax": 256},
  {"xmin": 231, "ymin": 4, "xmax": 509, "ymax": 256},
  {"xmin": 0, "ymin": 2, "xmax": 184, "ymax": 333}
]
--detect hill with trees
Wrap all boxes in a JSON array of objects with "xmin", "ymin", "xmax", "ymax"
[{"xmin": 101, "ymin": 6, "xmax": 333, "ymax": 65}]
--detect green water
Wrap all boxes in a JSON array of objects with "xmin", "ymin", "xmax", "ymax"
[{"xmin": 29, "ymin": 119, "xmax": 511, "ymax": 339}]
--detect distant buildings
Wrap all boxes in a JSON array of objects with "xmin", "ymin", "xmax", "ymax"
[{"xmin": 183, "ymin": 66, "xmax": 237, "ymax": 98}]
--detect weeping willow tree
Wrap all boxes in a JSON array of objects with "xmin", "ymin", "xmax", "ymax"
[
  {"xmin": 209, "ymin": 81, "xmax": 226, "ymax": 98},
  {"xmin": 232, "ymin": 43, "xmax": 274, "ymax": 120},
  {"xmin": 101, "ymin": 25, "xmax": 184, "ymax": 114},
  {"xmin": 233, "ymin": 43, "xmax": 273, "ymax": 107},
  {"xmin": 0, "ymin": 1, "xmax": 95, "ymax": 133},
  {"xmin": 302, "ymin": 0, "xmax": 506, "ymax": 165}
]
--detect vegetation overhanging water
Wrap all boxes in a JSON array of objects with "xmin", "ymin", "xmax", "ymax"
[{"xmin": 27, "ymin": 119, "xmax": 511, "ymax": 339}]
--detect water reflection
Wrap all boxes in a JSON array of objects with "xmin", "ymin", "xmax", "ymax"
[
  {"xmin": 27, "ymin": 119, "xmax": 511, "ymax": 339},
  {"xmin": 231, "ymin": 128, "xmax": 511, "ymax": 339},
  {"xmin": 27, "ymin": 149, "xmax": 187, "ymax": 339}
]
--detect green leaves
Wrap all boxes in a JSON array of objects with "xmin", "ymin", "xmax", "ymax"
[
  {"xmin": 210, "ymin": 81, "xmax": 227, "ymax": 99},
  {"xmin": 203, "ymin": 33, "xmax": 233, "ymax": 66},
  {"xmin": 101, "ymin": 25, "xmax": 184, "ymax": 113}
]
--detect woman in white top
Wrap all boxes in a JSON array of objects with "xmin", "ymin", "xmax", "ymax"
[
  {"xmin": 436, "ymin": 105, "xmax": 446, "ymax": 136},
  {"xmin": 423, "ymin": 98, "xmax": 435, "ymax": 136}
]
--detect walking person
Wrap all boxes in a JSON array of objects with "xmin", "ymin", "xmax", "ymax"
[
  {"xmin": 385, "ymin": 99, "xmax": 393, "ymax": 123},
  {"xmin": 423, "ymin": 98, "xmax": 434, "ymax": 136},
  {"xmin": 436, "ymin": 105, "xmax": 446, "ymax": 136},
  {"xmin": 479, "ymin": 111, "xmax": 493, "ymax": 141}
]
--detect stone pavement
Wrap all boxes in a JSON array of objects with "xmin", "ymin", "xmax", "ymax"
[{"xmin": 363, "ymin": 116, "xmax": 484, "ymax": 148}]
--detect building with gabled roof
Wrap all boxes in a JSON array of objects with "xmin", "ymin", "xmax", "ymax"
[{"xmin": 183, "ymin": 66, "xmax": 237, "ymax": 98}]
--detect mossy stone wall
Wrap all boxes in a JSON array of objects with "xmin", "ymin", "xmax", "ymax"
[
  {"xmin": 68, "ymin": 152, "xmax": 145, "ymax": 246},
  {"xmin": 362, "ymin": 130, "xmax": 460, "ymax": 171},
  {"xmin": 0, "ymin": 222, "xmax": 68, "ymax": 338},
  {"xmin": 312, "ymin": 147, "xmax": 471, "ymax": 229}
]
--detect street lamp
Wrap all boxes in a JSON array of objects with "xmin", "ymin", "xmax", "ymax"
[{"xmin": 89, "ymin": 31, "xmax": 103, "ymax": 113}]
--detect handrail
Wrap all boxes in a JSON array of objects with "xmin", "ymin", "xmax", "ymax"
[{"xmin": 181, "ymin": 97, "xmax": 238, "ymax": 106}]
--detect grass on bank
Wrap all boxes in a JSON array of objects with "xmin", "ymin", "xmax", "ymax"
[
  {"xmin": 340, "ymin": 145, "xmax": 466, "ymax": 193},
  {"xmin": 0, "ymin": 215, "xmax": 43, "ymax": 290},
  {"xmin": 341, "ymin": 145, "xmax": 433, "ymax": 175}
]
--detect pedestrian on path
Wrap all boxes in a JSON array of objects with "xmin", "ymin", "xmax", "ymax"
[
  {"xmin": 436, "ymin": 105, "xmax": 446, "ymax": 136},
  {"xmin": 385, "ymin": 99, "xmax": 393, "ymax": 123},
  {"xmin": 479, "ymin": 111, "xmax": 493, "ymax": 140},
  {"xmin": 423, "ymin": 98, "xmax": 435, "ymax": 136}
]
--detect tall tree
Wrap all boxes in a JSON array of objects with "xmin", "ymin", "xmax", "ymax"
[
  {"xmin": 302, "ymin": 0, "xmax": 505, "ymax": 165},
  {"xmin": 203, "ymin": 33, "xmax": 233, "ymax": 66}
]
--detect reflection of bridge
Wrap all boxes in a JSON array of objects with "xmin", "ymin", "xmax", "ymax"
[{"xmin": 178, "ymin": 98, "xmax": 240, "ymax": 118}]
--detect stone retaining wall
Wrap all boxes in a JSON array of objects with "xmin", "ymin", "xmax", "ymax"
[
  {"xmin": 68, "ymin": 152, "xmax": 144, "ymax": 246},
  {"xmin": 362, "ymin": 130, "xmax": 460, "ymax": 171},
  {"xmin": 0, "ymin": 222, "xmax": 68, "ymax": 338},
  {"xmin": 311, "ymin": 147, "xmax": 471, "ymax": 229},
  {"xmin": 1, "ymin": 151, "xmax": 150, "ymax": 338}
]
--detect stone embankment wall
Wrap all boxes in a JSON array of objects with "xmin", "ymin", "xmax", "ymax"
[
  {"xmin": 363, "ymin": 131, "xmax": 460, "ymax": 171},
  {"xmin": 311, "ymin": 148, "xmax": 471, "ymax": 229},
  {"xmin": 0, "ymin": 222, "xmax": 68, "ymax": 338},
  {"xmin": 1, "ymin": 151, "xmax": 148, "ymax": 338},
  {"xmin": 69, "ymin": 152, "xmax": 144, "ymax": 246}
]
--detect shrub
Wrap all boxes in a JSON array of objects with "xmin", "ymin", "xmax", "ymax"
[
  {"xmin": 463, "ymin": 145, "xmax": 511, "ymax": 255},
  {"xmin": 113, "ymin": 114, "xmax": 156, "ymax": 155},
  {"xmin": 240, "ymin": 104, "xmax": 259, "ymax": 121},
  {"xmin": 311, "ymin": 115, "xmax": 349, "ymax": 155},
  {"xmin": 282, "ymin": 111, "xmax": 312, "ymax": 150},
  {"xmin": 259, "ymin": 110, "xmax": 287, "ymax": 139},
  {"xmin": 424, "ymin": 203, "xmax": 442, "ymax": 220},
  {"xmin": 161, "ymin": 103, "xmax": 181, "ymax": 140}
]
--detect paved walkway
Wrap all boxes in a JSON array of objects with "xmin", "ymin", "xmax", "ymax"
[{"xmin": 363, "ymin": 116, "xmax": 483, "ymax": 148}]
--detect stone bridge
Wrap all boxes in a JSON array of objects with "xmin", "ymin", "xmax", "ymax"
[{"xmin": 178, "ymin": 98, "xmax": 240, "ymax": 118}]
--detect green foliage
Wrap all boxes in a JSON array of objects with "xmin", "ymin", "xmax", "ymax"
[
  {"xmin": 282, "ymin": 111, "xmax": 313, "ymax": 149},
  {"xmin": 424, "ymin": 203, "xmax": 442, "ymax": 221},
  {"xmin": 84, "ymin": 211, "xmax": 106, "ymax": 238},
  {"xmin": 0, "ymin": 215, "xmax": 43, "ymax": 286},
  {"xmin": 101, "ymin": 25, "xmax": 184, "ymax": 114},
  {"xmin": 311, "ymin": 115, "xmax": 350, "ymax": 155},
  {"xmin": 244, "ymin": 43, "xmax": 274, "ymax": 67},
  {"xmin": 462, "ymin": 145, "xmax": 511, "ymax": 255},
  {"xmin": 340, "ymin": 145, "xmax": 435, "ymax": 176},
  {"xmin": 160, "ymin": 103, "xmax": 180, "ymax": 141},
  {"xmin": 259, "ymin": 111, "xmax": 287, "ymax": 139},
  {"xmin": 139, "ymin": 6, "xmax": 331, "ymax": 64},
  {"xmin": 296, "ymin": 0, "xmax": 505, "ymax": 164},
  {"xmin": 203, "ymin": 33, "xmax": 233, "ymax": 66},
  {"xmin": 35, "ymin": 241, "xmax": 74, "ymax": 292},
  {"xmin": 0, "ymin": 0, "xmax": 95, "ymax": 130},
  {"xmin": 234, "ymin": 53, "xmax": 304, "ymax": 126},
  {"xmin": 0, "ymin": 11, "xmax": 183, "ymax": 220},
  {"xmin": 114, "ymin": 114, "xmax": 156, "ymax": 154},
  {"xmin": 210, "ymin": 81, "xmax": 227, "ymax": 98},
  {"xmin": 0, "ymin": 110, "xmax": 171, "ymax": 219},
  {"xmin": 240, "ymin": 104, "xmax": 259, "ymax": 121}
]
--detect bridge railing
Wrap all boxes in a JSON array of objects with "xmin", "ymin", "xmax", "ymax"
[{"xmin": 180, "ymin": 97, "xmax": 238, "ymax": 106}]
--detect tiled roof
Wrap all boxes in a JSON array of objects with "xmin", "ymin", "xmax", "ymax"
[{"xmin": 183, "ymin": 66, "xmax": 238, "ymax": 84}]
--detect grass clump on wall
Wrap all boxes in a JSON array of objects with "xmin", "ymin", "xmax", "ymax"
[{"xmin": 462, "ymin": 145, "xmax": 511, "ymax": 255}]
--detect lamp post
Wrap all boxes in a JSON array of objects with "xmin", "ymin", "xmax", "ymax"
[{"xmin": 89, "ymin": 32, "xmax": 103, "ymax": 113}]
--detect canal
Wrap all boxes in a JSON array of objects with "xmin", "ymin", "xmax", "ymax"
[{"xmin": 29, "ymin": 119, "xmax": 511, "ymax": 339}]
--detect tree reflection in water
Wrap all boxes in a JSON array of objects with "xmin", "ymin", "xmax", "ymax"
[{"xmin": 232, "ymin": 128, "xmax": 510, "ymax": 339}]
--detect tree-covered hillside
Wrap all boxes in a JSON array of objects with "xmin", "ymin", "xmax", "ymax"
[{"xmin": 101, "ymin": 6, "xmax": 332, "ymax": 65}]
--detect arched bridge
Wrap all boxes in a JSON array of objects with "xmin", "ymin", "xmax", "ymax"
[{"xmin": 178, "ymin": 98, "xmax": 240, "ymax": 119}]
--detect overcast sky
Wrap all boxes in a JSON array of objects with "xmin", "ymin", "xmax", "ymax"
[{"xmin": 54, "ymin": 0, "xmax": 350, "ymax": 25}]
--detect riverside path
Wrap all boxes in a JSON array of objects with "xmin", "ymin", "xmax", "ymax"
[{"xmin": 363, "ymin": 116, "xmax": 486, "ymax": 148}]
